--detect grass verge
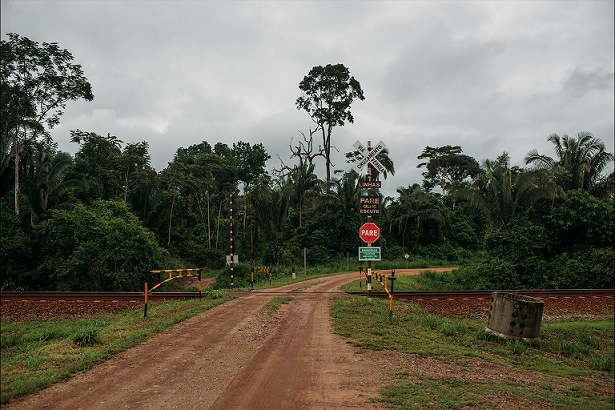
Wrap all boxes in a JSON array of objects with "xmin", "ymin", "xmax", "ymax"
[
  {"xmin": 331, "ymin": 296, "xmax": 614, "ymax": 409},
  {"xmin": 260, "ymin": 296, "xmax": 293, "ymax": 314},
  {"xmin": 0, "ymin": 294, "xmax": 232, "ymax": 404}
]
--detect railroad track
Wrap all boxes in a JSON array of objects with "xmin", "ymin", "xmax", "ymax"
[
  {"xmin": 347, "ymin": 289, "xmax": 615, "ymax": 301},
  {"xmin": 1, "ymin": 289, "xmax": 613, "ymax": 302},
  {"xmin": 0, "ymin": 292, "xmax": 197, "ymax": 301}
]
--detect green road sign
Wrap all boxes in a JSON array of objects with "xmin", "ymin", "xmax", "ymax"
[{"xmin": 359, "ymin": 247, "xmax": 381, "ymax": 261}]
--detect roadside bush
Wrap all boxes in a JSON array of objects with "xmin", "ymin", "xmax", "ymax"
[
  {"xmin": 484, "ymin": 220, "xmax": 550, "ymax": 265},
  {"xmin": 0, "ymin": 236, "xmax": 39, "ymax": 291},
  {"xmin": 454, "ymin": 259, "xmax": 518, "ymax": 290},
  {"xmin": 306, "ymin": 245, "xmax": 332, "ymax": 266},
  {"xmin": 213, "ymin": 262, "xmax": 252, "ymax": 289},
  {"xmin": 546, "ymin": 246, "xmax": 614, "ymax": 289},
  {"xmin": 36, "ymin": 200, "xmax": 166, "ymax": 291},
  {"xmin": 550, "ymin": 190, "xmax": 614, "ymax": 250},
  {"xmin": 171, "ymin": 240, "xmax": 226, "ymax": 270}
]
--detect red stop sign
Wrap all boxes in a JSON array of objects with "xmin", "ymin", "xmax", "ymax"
[{"xmin": 359, "ymin": 222, "xmax": 380, "ymax": 243}]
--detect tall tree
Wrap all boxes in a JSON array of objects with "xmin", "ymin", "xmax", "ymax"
[
  {"xmin": 1, "ymin": 34, "xmax": 94, "ymax": 214},
  {"xmin": 417, "ymin": 145, "xmax": 480, "ymax": 197},
  {"xmin": 296, "ymin": 64, "xmax": 364, "ymax": 191},
  {"xmin": 71, "ymin": 130, "xmax": 122, "ymax": 201},
  {"xmin": 524, "ymin": 132, "xmax": 614, "ymax": 192},
  {"xmin": 118, "ymin": 141, "xmax": 151, "ymax": 203}
]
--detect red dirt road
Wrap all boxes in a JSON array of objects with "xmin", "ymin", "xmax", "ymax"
[{"xmin": 4, "ymin": 273, "xmax": 390, "ymax": 410}]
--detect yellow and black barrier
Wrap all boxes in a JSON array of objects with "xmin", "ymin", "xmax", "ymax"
[
  {"xmin": 251, "ymin": 266, "xmax": 272, "ymax": 288},
  {"xmin": 360, "ymin": 268, "xmax": 396, "ymax": 317},
  {"xmin": 143, "ymin": 269, "xmax": 202, "ymax": 317}
]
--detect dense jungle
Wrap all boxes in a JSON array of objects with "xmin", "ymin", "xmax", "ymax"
[{"xmin": 1, "ymin": 34, "xmax": 613, "ymax": 292}]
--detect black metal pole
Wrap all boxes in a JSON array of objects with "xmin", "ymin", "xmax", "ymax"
[
  {"xmin": 367, "ymin": 142, "xmax": 372, "ymax": 300},
  {"xmin": 390, "ymin": 270, "xmax": 396, "ymax": 294},
  {"xmin": 198, "ymin": 269, "xmax": 202, "ymax": 299}
]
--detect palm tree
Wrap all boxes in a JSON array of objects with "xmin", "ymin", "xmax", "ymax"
[
  {"xmin": 288, "ymin": 163, "xmax": 321, "ymax": 227},
  {"xmin": 525, "ymin": 132, "xmax": 614, "ymax": 192},
  {"xmin": 251, "ymin": 182, "xmax": 293, "ymax": 262},
  {"xmin": 391, "ymin": 184, "xmax": 444, "ymax": 246},
  {"xmin": 462, "ymin": 152, "xmax": 555, "ymax": 227},
  {"xmin": 25, "ymin": 150, "xmax": 85, "ymax": 226}
]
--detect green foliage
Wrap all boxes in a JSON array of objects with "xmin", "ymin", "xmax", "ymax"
[
  {"xmin": 484, "ymin": 219, "xmax": 549, "ymax": 264},
  {"xmin": 459, "ymin": 152, "xmax": 556, "ymax": 228},
  {"xmin": 167, "ymin": 231, "xmax": 226, "ymax": 269},
  {"xmin": 547, "ymin": 247, "xmax": 614, "ymax": 289},
  {"xmin": 0, "ymin": 235, "xmax": 37, "ymax": 291},
  {"xmin": 1, "ymin": 33, "xmax": 94, "ymax": 214},
  {"xmin": 417, "ymin": 145, "xmax": 480, "ymax": 196},
  {"xmin": 0, "ymin": 198, "xmax": 22, "ymax": 237},
  {"xmin": 35, "ymin": 200, "xmax": 165, "ymax": 291},
  {"xmin": 525, "ymin": 132, "xmax": 614, "ymax": 192},
  {"xmin": 213, "ymin": 263, "xmax": 253, "ymax": 289},
  {"xmin": 550, "ymin": 189, "xmax": 614, "ymax": 249}
]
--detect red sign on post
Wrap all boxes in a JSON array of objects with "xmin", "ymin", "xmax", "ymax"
[{"xmin": 359, "ymin": 222, "xmax": 380, "ymax": 244}]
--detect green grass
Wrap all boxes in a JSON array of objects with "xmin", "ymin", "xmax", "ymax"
[
  {"xmin": 331, "ymin": 296, "xmax": 614, "ymax": 409},
  {"xmin": 376, "ymin": 375, "xmax": 613, "ymax": 410},
  {"xmin": 0, "ymin": 295, "xmax": 232, "ymax": 404},
  {"xmin": 340, "ymin": 269, "xmax": 441, "ymax": 292},
  {"xmin": 260, "ymin": 296, "xmax": 293, "ymax": 314}
]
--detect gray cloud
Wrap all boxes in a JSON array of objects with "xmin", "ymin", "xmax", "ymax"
[{"xmin": 2, "ymin": 0, "xmax": 613, "ymax": 198}]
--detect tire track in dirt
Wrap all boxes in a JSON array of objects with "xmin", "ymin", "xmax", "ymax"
[{"xmin": 210, "ymin": 274, "xmax": 375, "ymax": 410}]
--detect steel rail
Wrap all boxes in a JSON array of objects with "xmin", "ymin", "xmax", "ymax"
[
  {"xmin": 1, "ymin": 289, "xmax": 613, "ymax": 301},
  {"xmin": 346, "ymin": 289, "xmax": 615, "ymax": 300},
  {"xmin": 0, "ymin": 292, "xmax": 198, "ymax": 301}
]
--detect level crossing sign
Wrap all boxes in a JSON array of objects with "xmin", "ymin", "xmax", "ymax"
[{"xmin": 353, "ymin": 140, "xmax": 387, "ymax": 175}]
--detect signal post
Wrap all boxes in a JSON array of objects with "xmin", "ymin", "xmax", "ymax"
[
  {"xmin": 354, "ymin": 140, "xmax": 386, "ymax": 299},
  {"xmin": 225, "ymin": 189, "xmax": 239, "ymax": 289}
]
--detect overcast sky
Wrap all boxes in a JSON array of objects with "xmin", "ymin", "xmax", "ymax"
[{"xmin": 2, "ymin": 0, "xmax": 614, "ymax": 198}]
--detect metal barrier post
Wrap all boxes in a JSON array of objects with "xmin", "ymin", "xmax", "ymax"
[
  {"xmin": 390, "ymin": 270, "xmax": 396, "ymax": 294},
  {"xmin": 144, "ymin": 282, "xmax": 148, "ymax": 317},
  {"xmin": 367, "ymin": 267, "xmax": 372, "ymax": 300},
  {"xmin": 359, "ymin": 267, "xmax": 362, "ymax": 289}
]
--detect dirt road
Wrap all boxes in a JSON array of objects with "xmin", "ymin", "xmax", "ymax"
[{"xmin": 5, "ymin": 272, "xmax": 392, "ymax": 410}]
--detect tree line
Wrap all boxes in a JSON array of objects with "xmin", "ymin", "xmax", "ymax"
[{"xmin": 1, "ymin": 34, "xmax": 613, "ymax": 292}]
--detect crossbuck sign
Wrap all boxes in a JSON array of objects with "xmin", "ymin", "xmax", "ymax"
[{"xmin": 353, "ymin": 140, "xmax": 387, "ymax": 175}]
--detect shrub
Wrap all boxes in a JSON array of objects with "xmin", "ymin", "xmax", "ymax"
[
  {"xmin": 213, "ymin": 263, "xmax": 253, "ymax": 289},
  {"xmin": 36, "ymin": 200, "xmax": 165, "ymax": 291},
  {"xmin": 73, "ymin": 324, "xmax": 100, "ymax": 346}
]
